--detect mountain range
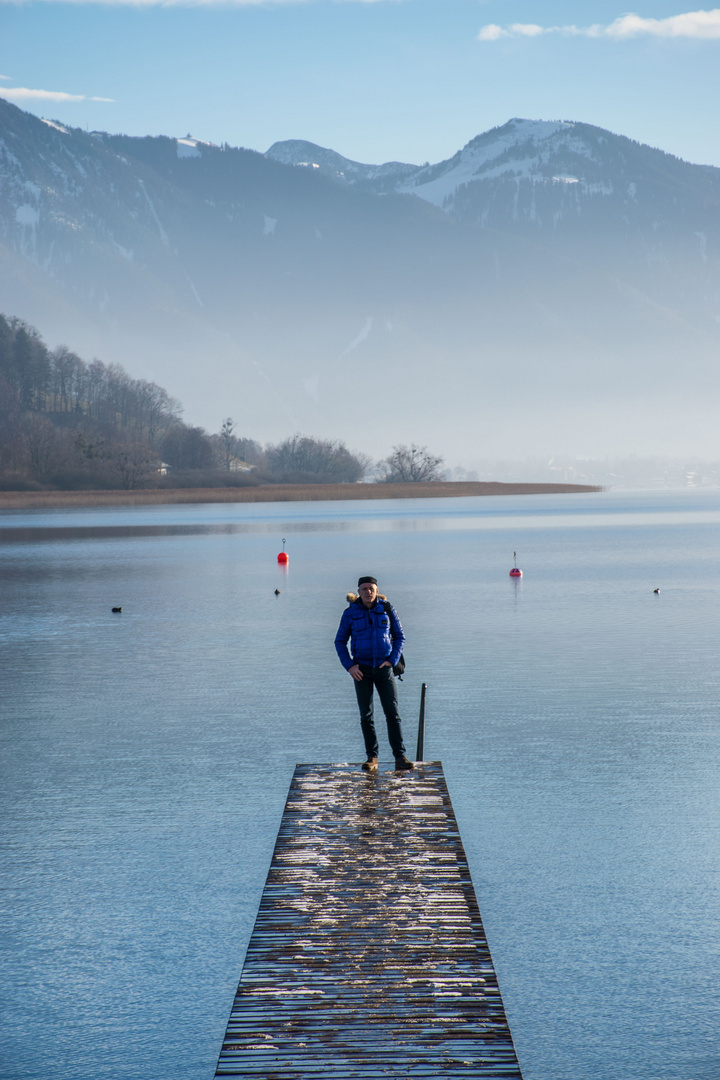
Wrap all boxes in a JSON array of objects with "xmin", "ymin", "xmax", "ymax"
[{"xmin": 1, "ymin": 100, "xmax": 718, "ymax": 460}]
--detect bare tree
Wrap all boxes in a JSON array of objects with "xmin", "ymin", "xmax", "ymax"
[
  {"xmin": 50, "ymin": 346, "xmax": 84, "ymax": 415},
  {"xmin": 10, "ymin": 323, "xmax": 51, "ymax": 411},
  {"xmin": 136, "ymin": 381, "xmax": 182, "ymax": 448},
  {"xmin": 161, "ymin": 424, "xmax": 214, "ymax": 471},
  {"xmin": 110, "ymin": 444, "xmax": 157, "ymax": 490},
  {"xmin": 267, "ymin": 434, "xmax": 369, "ymax": 483},
  {"xmin": 378, "ymin": 443, "xmax": 444, "ymax": 483},
  {"xmin": 234, "ymin": 436, "xmax": 264, "ymax": 466},
  {"xmin": 21, "ymin": 414, "xmax": 68, "ymax": 482}
]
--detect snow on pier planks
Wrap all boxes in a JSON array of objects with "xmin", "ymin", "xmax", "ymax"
[{"xmin": 215, "ymin": 762, "xmax": 523, "ymax": 1079}]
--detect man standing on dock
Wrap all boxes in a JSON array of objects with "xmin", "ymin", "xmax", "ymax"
[{"xmin": 335, "ymin": 576, "xmax": 414, "ymax": 772}]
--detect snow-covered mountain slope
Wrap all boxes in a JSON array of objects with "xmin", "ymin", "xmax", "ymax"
[
  {"xmin": 269, "ymin": 118, "xmax": 720, "ymax": 239},
  {"xmin": 175, "ymin": 135, "xmax": 218, "ymax": 159},
  {"xmin": 2, "ymin": 99, "xmax": 719, "ymax": 458},
  {"xmin": 411, "ymin": 118, "xmax": 720, "ymax": 239},
  {"xmin": 266, "ymin": 139, "xmax": 420, "ymax": 190},
  {"xmin": 397, "ymin": 118, "xmax": 575, "ymax": 206}
]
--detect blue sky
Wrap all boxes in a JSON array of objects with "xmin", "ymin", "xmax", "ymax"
[{"xmin": 1, "ymin": 0, "xmax": 719, "ymax": 167}]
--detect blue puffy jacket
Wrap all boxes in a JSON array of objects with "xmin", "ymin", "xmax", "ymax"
[{"xmin": 335, "ymin": 594, "xmax": 405, "ymax": 670}]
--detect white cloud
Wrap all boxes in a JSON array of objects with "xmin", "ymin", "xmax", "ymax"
[
  {"xmin": 0, "ymin": 87, "xmax": 114, "ymax": 102},
  {"xmin": 510, "ymin": 24, "xmax": 545, "ymax": 37},
  {"xmin": 477, "ymin": 24, "xmax": 506, "ymax": 41},
  {"xmin": 478, "ymin": 8, "xmax": 720, "ymax": 42},
  {"xmin": 603, "ymin": 10, "xmax": 720, "ymax": 37},
  {"xmin": 477, "ymin": 22, "xmax": 545, "ymax": 41}
]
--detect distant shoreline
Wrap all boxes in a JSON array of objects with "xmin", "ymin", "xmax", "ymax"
[{"xmin": 0, "ymin": 481, "xmax": 602, "ymax": 511}]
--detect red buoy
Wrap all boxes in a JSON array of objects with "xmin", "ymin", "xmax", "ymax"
[
  {"xmin": 509, "ymin": 550, "xmax": 522, "ymax": 577},
  {"xmin": 277, "ymin": 538, "xmax": 289, "ymax": 564}
]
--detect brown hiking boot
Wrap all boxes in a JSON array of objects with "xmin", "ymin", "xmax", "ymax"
[
  {"xmin": 361, "ymin": 757, "xmax": 378, "ymax": 771},
  {"xmin": 394, "ymin": 756, "xmax": 415, "ymax": 771}
]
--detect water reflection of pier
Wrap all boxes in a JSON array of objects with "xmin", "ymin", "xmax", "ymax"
[{"xmin": 215, "ymin": 762, "xmax": 523, "ymax": 1079}]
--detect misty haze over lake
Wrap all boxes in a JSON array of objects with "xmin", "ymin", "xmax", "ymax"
[{"xmin": 2, "ymin": 104, "xmax": 719, "ymax": 468}]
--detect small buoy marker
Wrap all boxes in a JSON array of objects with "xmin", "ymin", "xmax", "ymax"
[
  {"xmin": 274, "ymin": 589, "xmax": 280, "ymax": 595},
  {"xmin": 509, "ymin": 551, "xmax": 522, "ymax": 578},
  {"xmin": 277, "ymin": 538, "xmax": 289, "ymax": 565}
]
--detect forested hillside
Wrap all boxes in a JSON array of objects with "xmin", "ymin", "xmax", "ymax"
[
  {"xmin": 0, "ymin": 314, "xmax": 189, "ymax": 489},
  {"xmin": 0, "ymin": 315, "xmax": 370, "ymax": 490}
]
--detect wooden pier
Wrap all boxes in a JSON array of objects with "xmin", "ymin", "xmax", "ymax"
[{"xmin": 216, "ymin": 762, "xmax": 523, "ymax": 1079}]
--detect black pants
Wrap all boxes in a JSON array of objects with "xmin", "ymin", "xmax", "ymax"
[{"xmin": 354, "ymin": 664, "xmax": 406, "ymax": 759}]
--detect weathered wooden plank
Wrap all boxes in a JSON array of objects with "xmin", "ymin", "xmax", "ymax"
[{"xmin": 215, "ymin": 762, "xmax": 523, "ymax": 1079}]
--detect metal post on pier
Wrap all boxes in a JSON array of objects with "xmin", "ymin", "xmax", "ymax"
[{"xmin": 416, "ymin": 682, "xmax": 427, "ymax": 761}]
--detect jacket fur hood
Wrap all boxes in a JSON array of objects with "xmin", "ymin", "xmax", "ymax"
[{"xmin": 346, "ymin": 592, "xmax": 387, "ymax": 603}]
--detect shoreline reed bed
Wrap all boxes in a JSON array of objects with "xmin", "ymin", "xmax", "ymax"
[{"xmin": 0, "ymin": 481, "xmax": 602, "ymax": 511}]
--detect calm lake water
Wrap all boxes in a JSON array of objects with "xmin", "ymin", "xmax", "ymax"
[{"xmin": 1, "ymin": 489, "xmax": 719, "ymax": 1080}]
